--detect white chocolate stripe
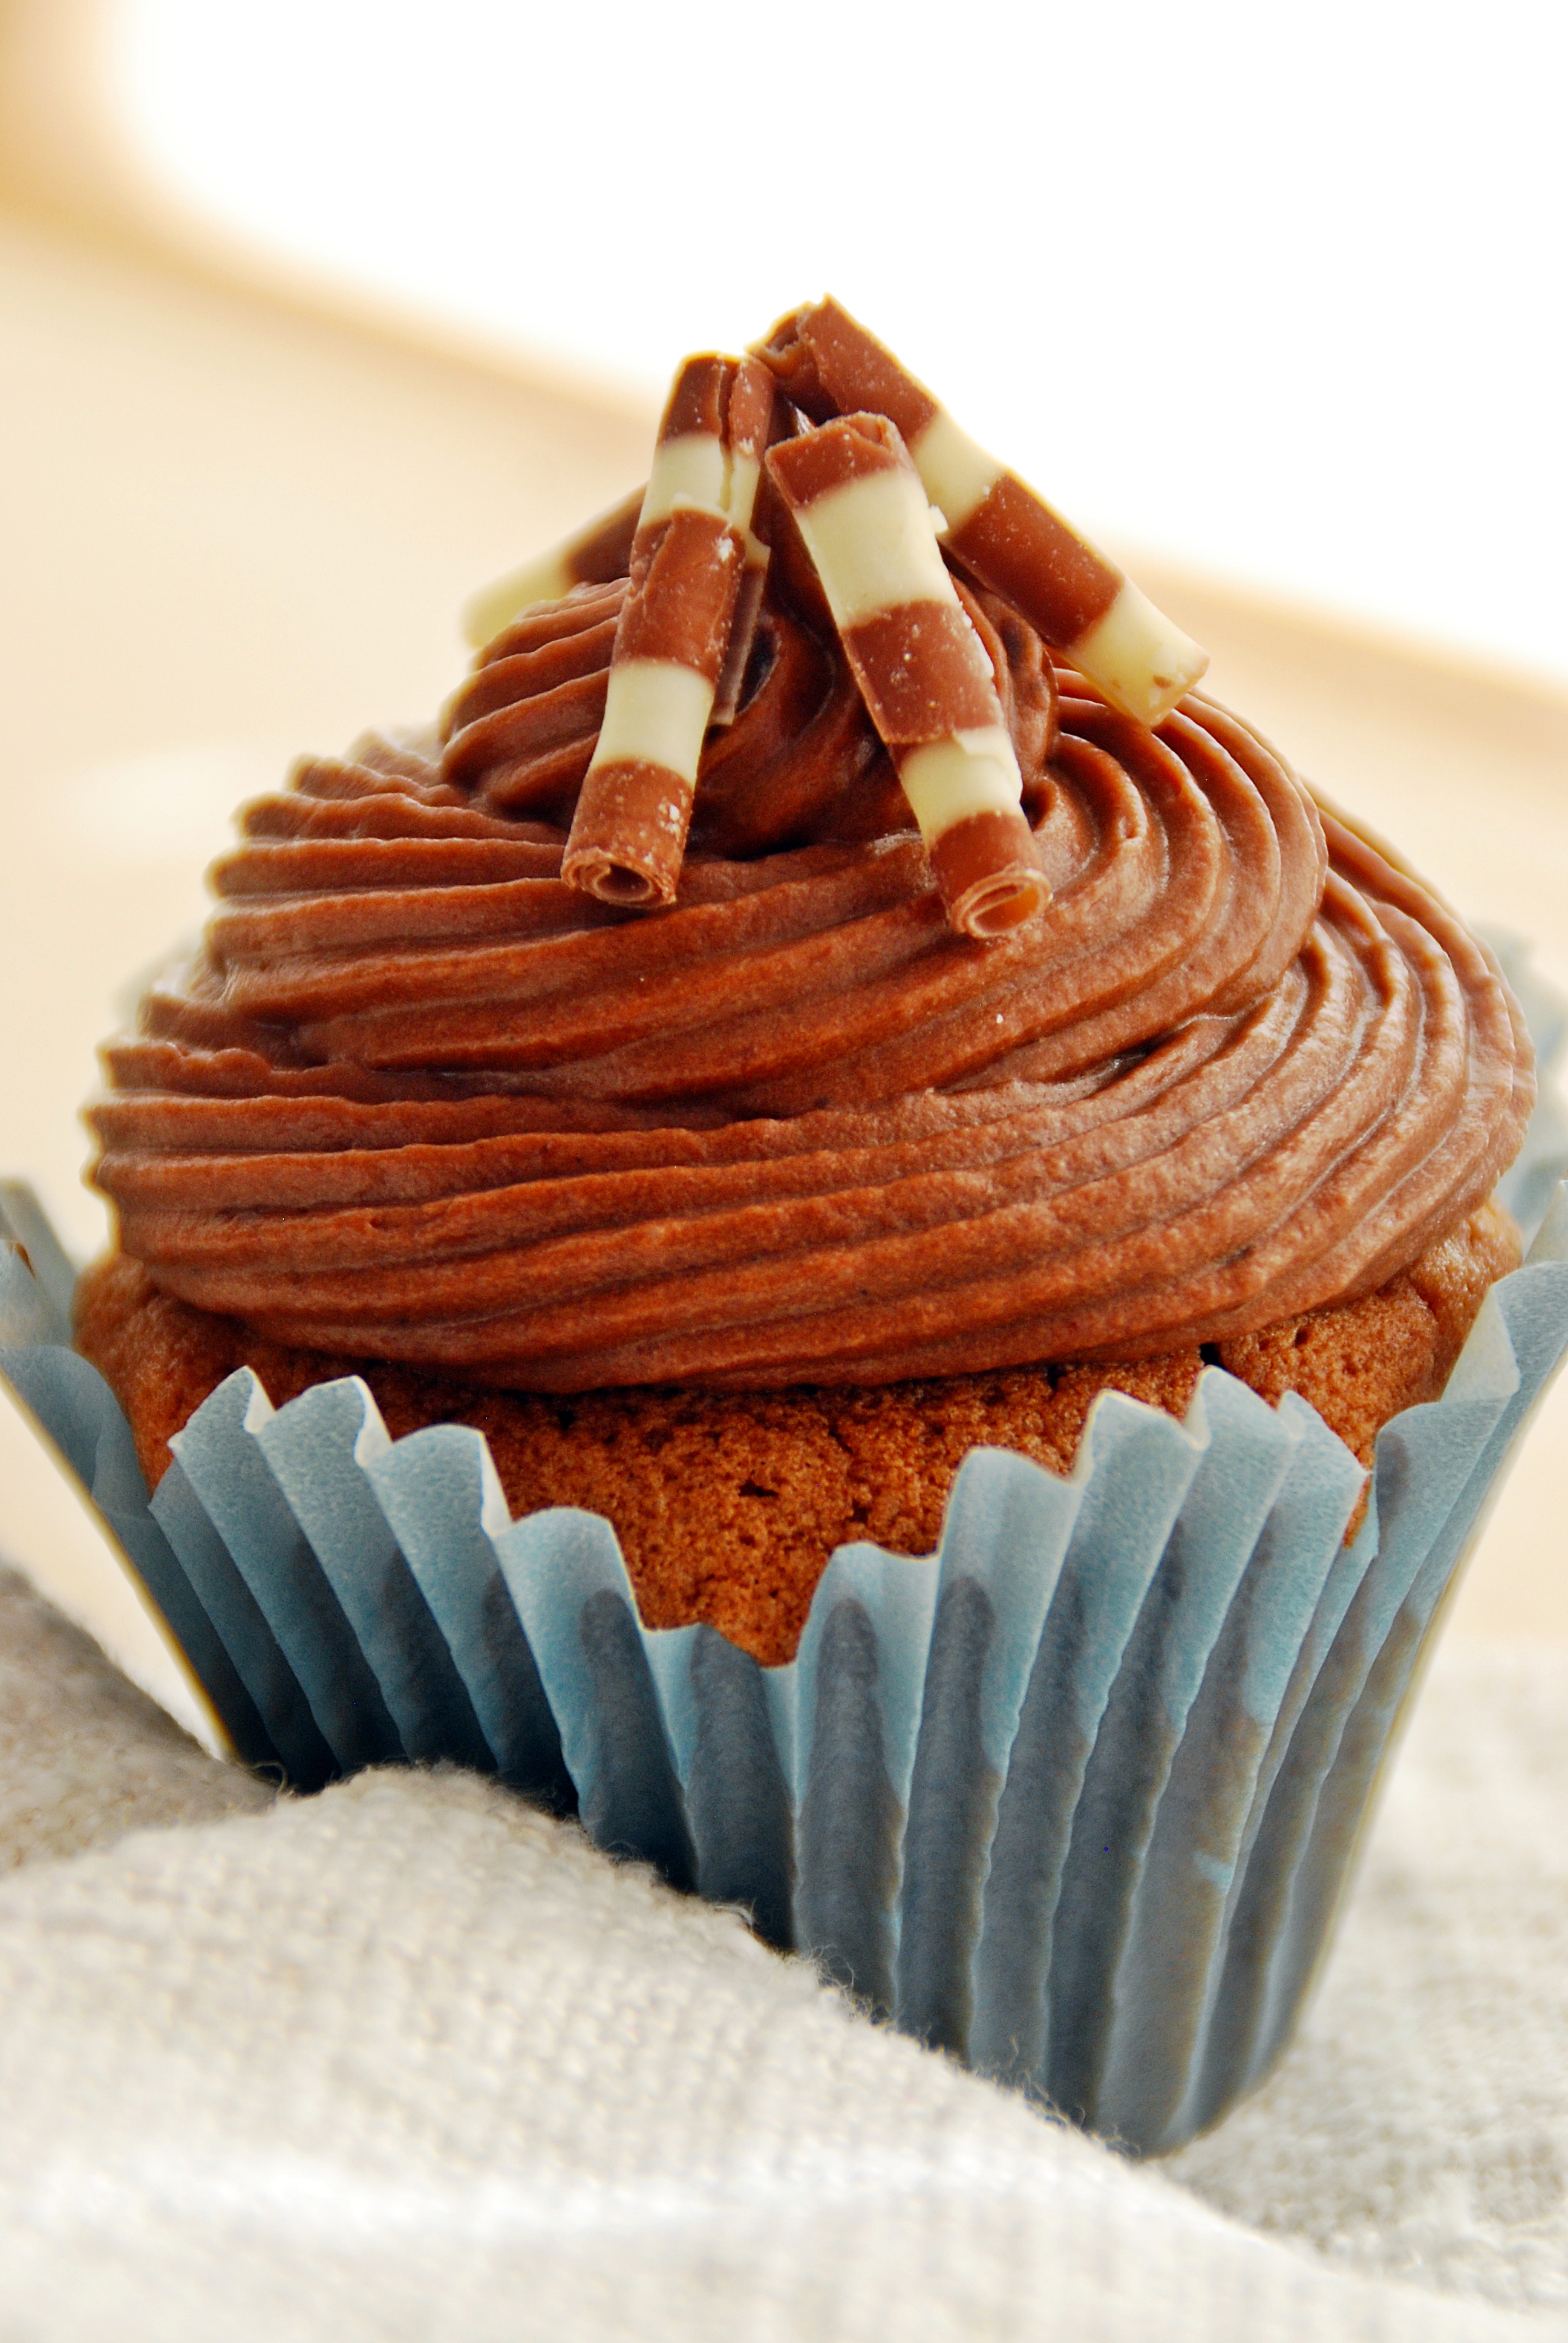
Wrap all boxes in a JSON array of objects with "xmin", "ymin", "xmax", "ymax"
[
  {"xmin": 1068, "ymin": 580, "xmax": 1209, "ymax": 729},
  {"xmin": 641, "ymin": 431, "xmax": 729, "ymax": 526},
  {"xmin": 792, "ymin": 467, "xmax": 958, "ymax": 633},
  {"xmin": 726, "ymin": 449, "xmax": 763, "ymax": 535},
  {"xmin": 460, "ymin": 486, "xmax": 643, "ymax": 648},
  {"xmin": 898, "ymin": 727, "xmax": 1023, "ymax": 842},
  {"xmin": 461, "ymin": 551, "xmax": 573, "ymax": 649},
  {"xmin": 910, "ymin": 408, "xmax": 1005, "ymax": 536},
  {"xmin": 587, "ymin": 658, "xmax": 716, "ymax": 788},
  {"xmin": 463, "ymin": 377, "xmax": 765, "ymax": 653}
]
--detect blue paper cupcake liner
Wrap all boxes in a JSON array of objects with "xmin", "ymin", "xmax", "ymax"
[{"xmin": 2, "ymin": 943, "xmax": 1564, "ymax": 2154}]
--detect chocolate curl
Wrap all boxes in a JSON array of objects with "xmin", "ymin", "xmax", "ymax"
[
  {"xmin": 462, "ymin": 487, "xmax": 643, "ymax": 651},
  {"xmin": 563, "ymin": 508, "xmax": 743, "ymax": 906},
  {"xmin": 758, "ymin": 298, "xmax": 1207, "ymax": 729},
  {"xmin": 767, "ymin": 413, "xmax": 1049, "ymax": 942},
  {"xmin": 563, "ymin": 356, "xmax": 771, "ymax": 906},
  {"xmin": 703, "ymin": 355, "xmax": 777, "ymax": 726},
  {"xmin": 708, "ymin": 552, "xmax": 768, "ymax": 728},
  {"xmin": 627, "ymin": 352, "xmax": 772, "ymax": 577}
]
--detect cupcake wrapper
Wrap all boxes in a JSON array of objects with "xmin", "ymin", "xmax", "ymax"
[{"xmin": 4, "ymin": 1190, "xmax": 1566, "ymax": 2152}]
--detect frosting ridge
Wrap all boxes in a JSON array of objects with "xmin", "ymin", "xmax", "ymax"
[{"xmin": 88, "ymin": 572, "xmax": 1534, "ymax": 1391}]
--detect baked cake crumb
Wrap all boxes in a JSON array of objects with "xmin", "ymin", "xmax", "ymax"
[{"xmin": 75, "ymin": 1201, "xmax": 1518, "ymax": 1666}]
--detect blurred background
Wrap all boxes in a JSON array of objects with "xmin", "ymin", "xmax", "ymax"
[{"xmin": 1, "ymin": 0, "xmax": 1564, "ymax": 1634}]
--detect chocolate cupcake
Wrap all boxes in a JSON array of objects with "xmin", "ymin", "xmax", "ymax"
[
  {"xmin": 76, "ymin": 677, "xmax": 1527, "ymax": 1670},
  {"xmin": 22, "ymin": 302, "xmax": 1565, "ymax": 2149}
]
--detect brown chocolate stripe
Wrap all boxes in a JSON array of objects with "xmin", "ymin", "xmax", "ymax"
[
  {"xmin": 556, "ymin": 489, "xmax": 642, "ymax": 593},
  {"xmin": 757, "ymin": 299, "xmax": 938, "ymax": 444},
  {"xmin": 659, "ymin": 353, "xmax": 732, "ymax": 444},
  {"xmin": 947, "ymin": 474, "xmax": 1120, "ymax": 646},
  {"xmin": 930, "ymin": 808, "xmax": 1045, "ymax": 939},
  {"xmin": 766, "ymin": 411, "xmax": 904, "ymax": 502},
  {"xmin": 615, "ymin": 506, "xmax": 745, "ymax": 680},
  {"xmin": 843, "ymin": 604, "xmax": 999, "ymax": 742},
  {"xmin": 563, "ymin": 758, "xmax": 696, "ymax": 908},
  {"xmin": 726, "ymin": 355, "xmax": 777, "ymax": 462}
]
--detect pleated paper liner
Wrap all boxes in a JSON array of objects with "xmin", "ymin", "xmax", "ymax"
[
  {"xmin": 0, "ymin": 932, "xmax": 1563, "ymax": 2154},
  {"xmin": 1, "ymin": 1187, "xmax": 1564, "ymax": 2151}
]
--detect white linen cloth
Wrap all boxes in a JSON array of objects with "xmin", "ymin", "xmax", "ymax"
[{"xmin": 0, "ymin": 1561, "xmax": 1563, "ymax": 2342}]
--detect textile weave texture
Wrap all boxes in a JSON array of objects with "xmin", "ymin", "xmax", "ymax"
[{"xmin": 0, "ymin": 1560, "xmax": 1563, "ymax": 2342}]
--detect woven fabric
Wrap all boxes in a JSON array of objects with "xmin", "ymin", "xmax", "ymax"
[{"xmin": 0, "ymin": 1562, "xmax": 1563, "ymax": 2341}]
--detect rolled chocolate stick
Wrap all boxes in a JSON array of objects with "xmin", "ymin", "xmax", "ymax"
[
  {"xmin": 563, "ymin": 356, "xmax": 774, "ymax": 907},
  {"xmin": 460, "ymin": 355, "xmax": 779, "ymax": 653},
  {"xmin": 757, "ymin": 298, "xmax": 1207, "ymax": 730},
  {"xmin": 618, "ymin": 352, "xmax": 777, "ymax": 693},
  {"xmin": 462, "ymin": 485, "xmax": 643, "ymax": 651},
  {"xmin": 703, "ymin": 355, "xmax": 777, "ymax": 726},
  {"xmin": 766, "ymin": 413, "xmax": 1050, "ymax": 942}
]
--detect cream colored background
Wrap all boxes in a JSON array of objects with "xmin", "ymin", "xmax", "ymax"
[{"xmin": 1, "ymin": 0, "xmax": 1563, "ymax": 1653}]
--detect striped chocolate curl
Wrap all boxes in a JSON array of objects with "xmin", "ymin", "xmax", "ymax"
[
  {"xmin": 757, "ymin": 298, "xmax": 1207, "ymax": 729},
  {"xmin": 766, "ymin": 413, "xmax": 1049, "ymax": 942},
  {"xmin": 561, "ymin": 354, "xmax": 776, "ymax": 907}
]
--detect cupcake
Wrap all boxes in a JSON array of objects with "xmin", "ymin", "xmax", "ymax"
[{"xmin": 24, "ymin": 300, "xmax": 1567, "ymax": 2149}]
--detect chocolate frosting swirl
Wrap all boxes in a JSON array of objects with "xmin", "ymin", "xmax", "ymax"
[{"xmin": 89, "ymin": 563, "xmax": 1534, "ymax": 1391}]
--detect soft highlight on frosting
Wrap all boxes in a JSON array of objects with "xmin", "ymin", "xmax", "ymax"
[{"xmin": 87, "ymin": 562, "xmax": 1534, "ymax": 1392}]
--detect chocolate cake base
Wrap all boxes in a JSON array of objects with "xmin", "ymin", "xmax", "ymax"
[{"xmin": 76, "ymin": 1202, "xmax": 1518, "ymax": 1667}]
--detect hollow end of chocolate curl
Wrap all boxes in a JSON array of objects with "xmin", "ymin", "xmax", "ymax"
[
  {"xmin": 561, "ymin": 849, "xmax": 670, "ymax": 908},
  {"xmin": 950, "ymin": 865, "xmax": 1052, "ymax": 940},
  {"xmin": 927, "ymin": 805, "xmax": 1051, "ymax": 941},
  {"xmin": 561, "ymin": 756, "xmax": 692, "ymax": 909}
]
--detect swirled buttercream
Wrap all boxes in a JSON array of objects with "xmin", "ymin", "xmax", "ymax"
[{"xmin": 88, "ymin": 562, "xmax": 1534, "ymax": 1391}]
